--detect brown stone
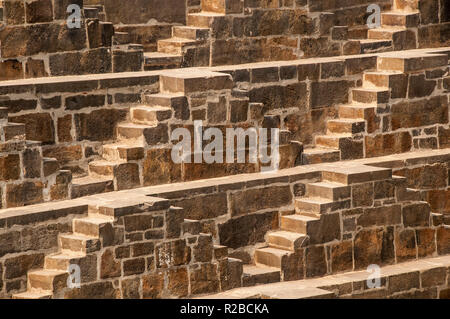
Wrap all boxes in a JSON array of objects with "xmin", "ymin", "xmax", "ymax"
[
  {"xmin": 331, "ymin": 240, "xmax": 353, "ymax": 273},
  {"xmin": 189, "ymin": 263, "xmax": 219, "ymax": 295},
  {"xmin": 395, "ymin": 228, "xmax": 417, "ymax": 262},
  {"xmin": 167, "ymin": 267, "xmax": 189, "ymax": 297},
  {"xmin": 305, "ymin": 245, "xmax": 327, "ymax": 278},
  {"xmin": 142, "ymin": 271, "xmax": 165, "ymax": 299},
  {"xmin": 100, "ymin": 249, "xmax": 122, "ymax": 279}
]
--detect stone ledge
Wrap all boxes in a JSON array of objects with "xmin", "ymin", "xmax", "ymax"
[{"xmin": 198, "ymin": 254, "xmax": 450, "ymax": 299}]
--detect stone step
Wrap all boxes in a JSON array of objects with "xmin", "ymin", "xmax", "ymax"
[
  {"xmin": 368, "ymin": 26, "xmax": 406, "ymax": 40},
  {"xmin": 254, "ymin": 247, "xmax": 290, "ymax": 269},
  {"xmin": 267, "ymin": 231, "xmax": 307, "ymax": 251},
  {"xmin": 28, "ymin": 269, "xmax": 68, "ymax": 291},
  {"xmin": 381, "ymin": 11, "xmax": 420, "ymax": 27},
  {"xmin": 338, "ymin": 104, "xmax": 376, "ymax": 120},
  {"xmin": 113, "ymin": 32, "xmax": 130, "ymax": 45},
  {"xmin": 72, "ymin": 216, "xmax": 113, "ymax": 237},
  {"xmin": 130, "ymin": 105, "xmax": 172, "ymax": 125},
  {"xmin": 242, "ymin": 265, "xmax": 281, "ymax": 287},
  {"xmin": 321, "ymin": 165, "xmax": 392, "ymax": 185},
  {"xmin": 306, "ymin": 181, "xmax": 351, "ymax": 201},
  {"xmin": 327, "ymin": 119, "xmax": 366, "ymax": 134},
  {"xmin": 88, "ymin": 160, "xmax": 122, "ymax": 178},
  {"xmin": 143, "ymin": 52, "xmax": 182, "ymax": 71},
  {"xmin": 102, "ymin": 143, "xmax": 145, "ymax": 161},
  {"xmin": 315, "ymin": 133, "xmax": 353, "ymax": 149},
  {"xmin": 352, "ymin": 87, "xmax": 390, "ymax": 104},
  {"xmin": 378, "ymin": 53, "xmax": 448, "ymax": 72},
  {"xmin": 1, "ymin": 122, "xmax": 26, "ymax": 141},
  {"xmin": 295, "ymin": 197, "xmax": 350, "ymax": 215},
  {"xmin": 144, "ymin": 92, "xmax": 187, "ymax": 107},
  {"xmin": 12, "ymin": 289, "xmax": 53, "ymax": 299},
  {"xmin": 116, "ymin": 122, "xmax": 157, "ymax": 141},
  {"xmin": 359, "ymin": 39, "xmax": 392, "ymax": 54},
  {"xmin": 280, "ymin": 214, "xmax": 318, "ymax": 233},
  {"xmin": 363, "ymin": 70, "xmax": 405, "ymax": 88},
  {"xmin": 158, "ymin": 37, "xmax": 200, "ymax": 55},
  {"xmin": 44, "ymin": 252, "xmax": 86, "ymax": 271},
  {"xmin": 301, "ymin": 147, "xmax": 340, "ymax": 165},
  {"xmin": 159, "ymin": 69, "xmax": 232, "ymax": 94},
  {"xmin": 59, "ymin": 233, "xmax": 101, "ymax": 254},
  {"xmin": 71, "ymin": 176, "xmax": 114, "ymax": 199},
  {"xmin": 172, "ymin": 26, "xmax": 210, "ymax": 40},
  {"xmin": 187, "ymin": 12, "xmax": 225, "ymax": 28},
  {"xmin": 202, "ymin": 0, "xmax": 243, "ymax": 14}
]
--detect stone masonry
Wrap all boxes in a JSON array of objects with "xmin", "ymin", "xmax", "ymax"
[{"xmin": 0, "ymin": 0, "xmax": 449, "ymax": 299}]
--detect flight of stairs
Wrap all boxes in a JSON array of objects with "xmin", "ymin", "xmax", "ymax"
[
  {"xmin": 350, "ymin": 1, "xmax": 420, "ymax": 54},
  {"xmin": 144, "ymin": 0, "xmax": 243, "ymax": 70},
  {"xmin": 71, "ymin": 69, "xmax": 231, "ymax": 198},
  {"xmin": 247, "ymin": 165, "xmax": 392, "ymax": 285},
  {"xmin": 302, "ymin": 49, "xmax": 448, "ymax": 165},
  {"xmin": 12, "ymin": 208, "xmax": 113, "ymax": 299}
]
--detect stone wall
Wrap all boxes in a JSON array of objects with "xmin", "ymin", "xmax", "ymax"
[
  {"xmin": 0, "ymin": 0, "xmax": 144, "ymax": 81},
  {"xmin": 0, "ymin": 149, "xmax": 448, "ymax": 298}
]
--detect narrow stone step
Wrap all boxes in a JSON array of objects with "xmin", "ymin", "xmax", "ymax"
[
  {"xmin": 301, "ymin": 147, "xmax": 340, "ymax": 165},
  {"xmin": 59, "ymin": 233, "xmax": 101, "ymax": 254},
  {"xmin": 363, "ymin": 70, "xmax": 404, "ymax": 88},
  {"xmin": 143, "ymin": 52, "xmax": 182, "ymax": 71},
  {"xmin": 254, "ymin": 247, "xmax": 290, "ymax": 269},
  {"xmin": 159, "ymin": 69, "xmax": 232, "ymax": 94},
  {"xmin": 71, "ymin": 176, "xmax": 114, "ymax": 199},
  {"xmin": 321, "ymin": 165, "xmax": 392, "ymax": 185},
  {"xmin": 202, "ymin": 0, "xmax": 243, "ymax": 14},
  {"xmin": 368, "ymin": 26, "xmax": 406, "ymax": 40},
  {"xmin": 327, "ymin": 118, "xmax": 366, "ymax": 134},
  {"xmin": 280, "ymin": 214, "xmax": 318, "ymax": 233},
  {"xmin": 352, "ymin": 87, "xmax": 389, "ymax": 104},
  {"xmin": 338, "ymin": 104, "xmax": 376, "ymax": 120},
  {"xmin": 102, "ymin": 143, "xmax": 145, "ymax": 161},
  {"xmin": 72, "ymin": 216, "xmax": 113, "ymax": 237},
  {"xmin": 378, "ymin": 53, "xmax": 448, "ymax": 72},
  {"xmin": 172, "ymin": 26, "xmax": 210, "ymax": 40},
  {"xmin": 295, "ymin": 197, "xmax": 350, "ymax": 215},
  {"xmin": 88, "ymin": 160, "xmax": 121, "ymax": 177},
  {"xmin": 28, "ymin": 269, "xmax": 68, "ymax": 291},
  {"xmin": 130, "ymin": 105, "xmax": 172, "ymax": 125},
  {"xmin": 315, "ymin": 133, "xmax": 353, "ymax": 149},
  {"xmin": 12, "ymin": 289, "xmax": 53, "ymax": 299},
  {"xmin": 242, "ymin": 265, "xmax": 281, "ymax": 287},
  {"xmin": 158, "ymin": 37, "xmax": 200, "ymax": 55},
  {"xmin": 187, "ymin": 12, "xmax": 225, "ymax": 28},
  {"xmin": 267, "ymin": 231, "xmax": 307, "ymax": 251},
  {"xmin": 44, "ymin": 252, "xmax": 86, "ymax": 271},
  {"xmin": 306, "ymin": 181, "xmax": 351, "ymax": 201},
  {"xmin": 381, "ymin": 11, "xmax": 420, "ymax": 27},
  {"xmin": 359, "ymin": 39, "xmax": 392, "ymax": 54},
  {"xmin": 116, "ymin": 122, "xmax": 156, "ymax": 141}
]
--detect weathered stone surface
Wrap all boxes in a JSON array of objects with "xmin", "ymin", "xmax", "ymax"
[
  {"xmin": 218, "ymin": 211, "xmax": 278, "ymax": 249},
  {"xmin": 230, "ymin": 186, "xmax": 292, "ymax": 216}
]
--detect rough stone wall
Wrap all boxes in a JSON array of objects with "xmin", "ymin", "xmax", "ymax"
[
  {"xmin": 0, "ymin": 151, "xmax": 448, "ymax": 298},
  {"xmin": 0, "ymin": 0, "xmax": 143, "ymax": 81},
  {"xmin": 0, "ymin": 197, "xmax": 242, "ymax": 298}
]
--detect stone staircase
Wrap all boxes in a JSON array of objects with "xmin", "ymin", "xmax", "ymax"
[
  {"xmin": 12, "ymin": 201, "xmax": 135, "ymax": 299},
  {"xmin": 245, "ymin": 164, "xmax": 392, "ymax": 285},
  {"xmin": 350, "ymin": 0, "xmax": 420, "ymax": 54},
  {"xmin": 71, "ymin": 69, "xmax": 232, "ymax": 198},
  {"xmin": 144, "ymin": 0, "xmax": 243, "ymax": 70},
  {"xmin": 302, "ymin": 50, "xmax": 448, "ymax": 165}
]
